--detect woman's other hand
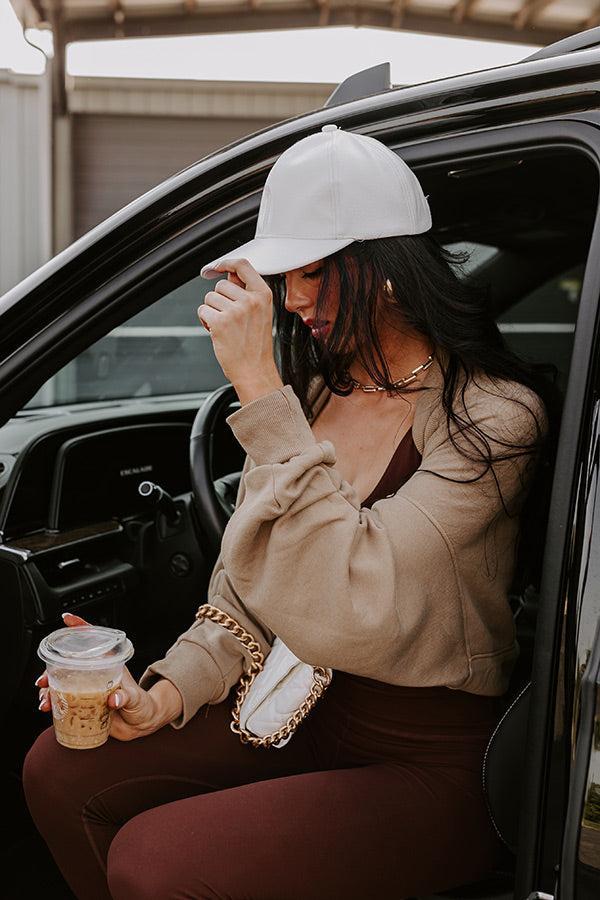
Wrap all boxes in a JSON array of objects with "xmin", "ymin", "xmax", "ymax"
[{"xmin": 35, "ymin": 612, "xmax": 183, "ymax": 741}]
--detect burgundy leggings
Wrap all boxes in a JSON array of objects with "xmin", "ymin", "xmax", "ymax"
[{"xmin": 22, "ymin": 672, "xmax": 506, "ymax": 900}]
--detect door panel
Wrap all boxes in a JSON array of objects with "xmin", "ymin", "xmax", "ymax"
[{"xmin": 559, "ymin": 393, "xmax": 600, "ymax": 899}]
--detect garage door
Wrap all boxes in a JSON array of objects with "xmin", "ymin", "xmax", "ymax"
[{"xmin": 72, "ymin": 114, "xmax": 276, "ymax": 238}]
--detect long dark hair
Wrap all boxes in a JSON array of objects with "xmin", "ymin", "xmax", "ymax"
[{"xmin": 266, "ymin": 235, "xmax": 562, "ymax": 595}]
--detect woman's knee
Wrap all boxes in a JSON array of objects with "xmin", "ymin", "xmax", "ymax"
[
  {"xmin": 22, "ymin": 726, "xmax": 66, "ymax": 809},
  {"xmin": 107, "ymin": 814, "xmax": 217, "ymax": 900},
  {"xmin": 22, "ymin": 725, "xmax": 109, "ymax": 823}
]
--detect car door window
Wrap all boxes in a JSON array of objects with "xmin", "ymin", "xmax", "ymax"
[
  {"xmin": 444, "ymin": 240, "xmax": 499, "ymax": 275},
  {"xmin": 22, "ymin": 249, "xmax": 583, "ymax": 409},
  {"xmin": 497, "ymin": 262, "xmax": 583, "ymax": 396},
  {"xmin": 23, "ymin": 274, "xmax": 228, "ymax": 408},
  {"xmin": 444, "ymin": 240, "xmax": 581, "ymax": 396}
]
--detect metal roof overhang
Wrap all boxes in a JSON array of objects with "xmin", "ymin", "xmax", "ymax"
[{"xmin": 8, "ymin": 1, "xmax": 590, "ymax": 48}]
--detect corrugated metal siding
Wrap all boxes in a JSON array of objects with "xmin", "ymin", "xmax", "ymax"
[
  {"xmin": 72, "ymin": 114, "xmax": 276, "ymax": 238},
  {"xmin": 0, "ymin": 70, "xmax": 51, "ymax": 294},
  {"xmin": 69, "ymin": 77, "xmax": 332, "ymax": 121}
]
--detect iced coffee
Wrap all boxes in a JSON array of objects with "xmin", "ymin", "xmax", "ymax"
[
  {"xmin": 38, "ymin": 625, "xmax": 134, "ymax": 750},
  {"xmin": 49, "ymin": 680, "xmax": 122, "ymax": 749}
]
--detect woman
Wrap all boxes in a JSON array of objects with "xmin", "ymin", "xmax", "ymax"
[{"xmin": 23, "ymin": 125, "xmax": 555, "ymax": 900}]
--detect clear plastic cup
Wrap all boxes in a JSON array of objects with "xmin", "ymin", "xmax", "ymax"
[{"xmin": 37, "ymin": 625, "xmax": 134, "ymax": 750}]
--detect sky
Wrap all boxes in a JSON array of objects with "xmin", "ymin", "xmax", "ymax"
[{"xmin": 0, "ymin": 0, "xmax": 542, "ymax": 84}]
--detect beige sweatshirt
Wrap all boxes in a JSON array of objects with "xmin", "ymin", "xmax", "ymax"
[{"xmin": 138, "ymin": 348, "xmax": 549, "ymax": 729}]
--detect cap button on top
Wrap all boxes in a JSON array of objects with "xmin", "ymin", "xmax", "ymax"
[{"xmin": 322, "ymin": 124, "xmax": 339, "ymax": 132}]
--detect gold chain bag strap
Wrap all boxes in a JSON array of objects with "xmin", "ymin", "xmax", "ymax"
[{"xmin": 195, "ymin": 603, "xmax": 333, "ymax": 749}]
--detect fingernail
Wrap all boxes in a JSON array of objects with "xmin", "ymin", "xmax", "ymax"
[
  {"xmin": 34, "ymin": 675, "xmax": 43, "ymax": 686},
  {"xmin": 61, "ymin": 612, "xmax": 71, "ymax": 620},
  {"xmin": 38, "ymin": 699, "xmax": 46, "ymax": 711},
  {"xmin": 113, "ymin": 692, "xmax": 122, "ymax": 708}
]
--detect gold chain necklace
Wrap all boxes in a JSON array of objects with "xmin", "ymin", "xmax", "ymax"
[{"xmin": 347, "ymin": 352, "xmax": 435, "ymax": 393}]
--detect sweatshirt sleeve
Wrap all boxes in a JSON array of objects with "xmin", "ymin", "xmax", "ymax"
[
  {"xmin": 217, "ymin": 381, "xmax": 549, "ymax": 683},
  {"xmin": 137, "ymin": 451, "xmax": 276, "ymax": 729}
]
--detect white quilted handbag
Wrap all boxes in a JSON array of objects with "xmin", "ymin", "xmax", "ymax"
[{"xmin": 195, "ymin": 604, "xmax": 333, "ymax": 749}]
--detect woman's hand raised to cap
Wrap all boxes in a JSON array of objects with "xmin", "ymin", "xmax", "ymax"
[
  {"xmin": 197, "ymin": 258, "xmax": 284, "ymax": 403},
  {"xmin": 35, "ymin": 612, "xmax": 184, "ymax": 741}
]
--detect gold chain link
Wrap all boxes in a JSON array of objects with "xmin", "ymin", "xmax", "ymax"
[{"xmin": 195, "ymin": 603, "xmax": 332, "ymax": 749}]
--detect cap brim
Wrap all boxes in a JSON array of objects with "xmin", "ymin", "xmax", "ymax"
[{"xmin": 200, "ymin": 236, "xmax": 355, "ymax": 279}]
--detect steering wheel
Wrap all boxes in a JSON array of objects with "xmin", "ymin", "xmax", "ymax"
[{"xmin": 189, "ymin": 383, "xmax": 243, "ymax": 560}]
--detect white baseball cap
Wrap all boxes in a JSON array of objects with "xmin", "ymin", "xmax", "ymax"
[{"xmin": 200, "ymin": 123, "xmax": 432, "ymax": 280}]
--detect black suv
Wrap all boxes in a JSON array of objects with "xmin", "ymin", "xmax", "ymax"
[{"xmin": 1, "ymin": 24, "xmax": 599, "ymax": 900}]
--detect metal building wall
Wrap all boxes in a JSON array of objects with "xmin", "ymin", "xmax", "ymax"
[
  {"xmin": 0, "ymin": 69, "xmax": 52, "ymax": 294},
  {"xmin": 68, "ymin": 76, "xmax": 333, "ymax": 239},
  {"xmin": 71, "ymin": 114, "xmax": 275, "ymax": 238}
]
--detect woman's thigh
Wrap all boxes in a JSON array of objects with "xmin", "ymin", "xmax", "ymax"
[
  {"xmin": 107, "ymin": 761, "xmax": 505, "ymax": 900},
  {"xmin": 24, "ymin": 687, "xmax": 319, "ymax": 797},
  {"xmin": 22, "ymin": 689, "xmax": 321, "ymax": 900}
]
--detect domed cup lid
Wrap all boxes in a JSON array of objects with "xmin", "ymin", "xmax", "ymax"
[{"xmin": 38, "ymin": 626, "xmax": 134, "ymax": 670}]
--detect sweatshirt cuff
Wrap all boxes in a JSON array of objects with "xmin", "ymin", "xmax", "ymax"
[
  {"xmin": 138, "ymin": 643, "xmax": 224, "ymax": 730},
  {"xmin": 225, "ymin": 384, "xmax": 317, "ymax": 465}
]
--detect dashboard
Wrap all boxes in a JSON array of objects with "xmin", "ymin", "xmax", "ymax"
[
  {"xmin": 9, "ymin": 422, "xmax": 192, "ymax": 538},
  {"xmin": 0, "ymin": 395, "xmax": 243, "ymax": 636},
  {"xmin": 0, "ymin": 395, "xmax": 240, "ymax": 542}
]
